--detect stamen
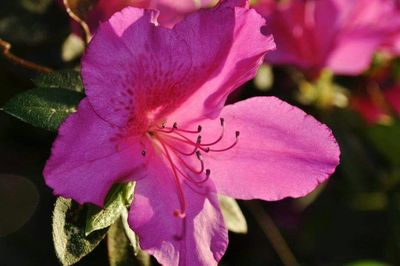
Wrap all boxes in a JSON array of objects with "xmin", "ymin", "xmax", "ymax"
[
  {"xmin": 158, "ymin": 122, "xmax": 202, "ymax": 134},
  {"xmin": 147, "ymin": 118, "xmax": 240, "ymax": 242},
  {"xmin": 159, "ymin": 132, "xmax": 210, "ymax": 153},
  {"xmin": 175, "ymin": 150, "xmax": 205, "ymax": 175},
  {"xmin": 175, "ymin": 165, "xmax": 210, "ymax": 185},
  {"xmin": 199, "ymin": 118, "xmax": 225, "ymax": 147},
  {"xmin": 162, "ymin": 137, "xmax": 198, "ymax": 156},
  {"xmin": 167, "ymin": 148, "xmax": 208, "ymax": 185},
  {"xmin": 148, "ymin": 118, "xmax": 239, "ymax": 216},
  {"xmin": 208, "ymin": 131, "xmax": 240, "ymax": 152},
  {"xmin": 156, "ymin": 137, "xmax": 187, "ymax": 219}
]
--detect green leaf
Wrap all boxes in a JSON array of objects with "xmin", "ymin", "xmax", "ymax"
[
  {"xmin": 107, "ymin": 216, "xmax": 135, "ymax": 266},
  {"xmin": 52, "ymin": 197, "xmax": 108, "ymax": 266},
  {"xmin": 120, "ymin": 208, "xmax": 139, "ymax": 255},
  {"xmin": 2, "ymin": 87, "xmax": 83, "ymax": 131},
  {"xmin": 85, "ymin": 182, "xmax": 135, "ymax": 236},
  {"xmin": 107, "ymin": 211, "xmax": 151, "ymax": 266},
  {"xmin": 367, "ymin": 120, "xmax": 400, "ymax": 166},
  {"xmin": 33, "ymin": 70, "xmax": 83, "ymax": 92},
  {"xmin": 218, "ymin": 195, "xmax": 247, "ymax": 234}
]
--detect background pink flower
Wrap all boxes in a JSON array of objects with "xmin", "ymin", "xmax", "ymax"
[
  {"xmin": 263, "ymin": 0, "xmax": 400, "ymax": 77},
  {"xmin": 69, "ymin": 0, "xmax": 219, "ymax": 35},
  {"xmin": 352, "ymin": 85, "xmax": 400, "ymax": 124},
  {"xmin": 251, "ymin": 0, "xmax": 276, "ymax": 17}
]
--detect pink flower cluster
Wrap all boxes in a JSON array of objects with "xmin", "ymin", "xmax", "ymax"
[
  {"xmin": 47, "ymin": 0, "xmax": 342, "ymax": 265},
  {"xmin": 352, "ymin": 85, "xmax": 400, "ymax": 124},
  {"xmin": 256, "ymin": 0, "xmax": 400, "ymax": 77},
  {"xmin": 71, "ymin": 0, "xmax": 218, "ymax": 33}
]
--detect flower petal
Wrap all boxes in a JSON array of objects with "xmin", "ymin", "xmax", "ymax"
[
  {"xmin": 265, "ymin": 0, "xmax": 398, "ymax": 75},
  {"xmin": 128, "ymin": 155, "xmax": 227, "ymax": 265},
  {"xmin": 82, "ymin": 7, "xmax": 193, "ymax": 128},
  {"xmin": 154, "ymin": 0, "xmax": 219, "ymax": 27},
  {"xmin": 168, "ymin": 0, "xmax": 275, "ymax": 123},
  {"xmin": 44, "ymin": 99, "xmax": 150, "ymax": 206},
  {"xmin": 201, "ymin": 97, "xmax": 340, "ymax": 201},
  {"xmin": 326, "ymin": 30, "xmax": 384, "ymax": 75}
]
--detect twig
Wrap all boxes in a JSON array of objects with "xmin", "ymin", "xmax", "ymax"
[
  {"xmin": 63, "ymin": 0, "xmax": 91, "ymax": 44},
  {"xmin": 0, "ymin": 38, "xmax": 52, "ymax": 73},
  {"xmin": 245, "ymin": 201, "xmax": 299, "ymax": 266}
]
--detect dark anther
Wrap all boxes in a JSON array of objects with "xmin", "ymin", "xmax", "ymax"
[
  {"xmin": 235, "ymin": 131, "xmax": 240, "ymax": 138},
  {"xmin": 196, "ymin": 135, "xmax": 202, "ymax": 144},
  {"xmin": 173, "ymin": 122, "xmax": 178, "ymax": 129},
  {"xmin": 205, "ymin": 169, "xmax": 211, "ymax": 176},
  {"xmin": 204, "ymin": 147, "xmax": 210, "ymax": 153},
  {"xmin": 141, "ymin": 150, "xmax": 146, "ymax": 156},
  {"xmin": 220, "ymin": 117, "xmax": 225, "ymax": 126},
  {"xmin": 197, "ymin": 125, "xmax": 202, "ymax": 132},
  {"xmin": 196, "ymin": 150, "xmax": 201, "ymax": 159}
]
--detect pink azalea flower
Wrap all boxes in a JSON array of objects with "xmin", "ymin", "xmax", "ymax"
[
  {"xmin": 381, "ymin": 1, "xmax": 400, "ymax": 56},
  {"xmin": 44, "ymin": 0, "xmax": 340, "ymax": 264},
  {"xmin": 351, "ymin": 85, "xmax": 400, "ymax": 124},
  {"xmin": 251, "ymin": 0, "xmax": 276, "ymax": 17},
  {"xmin": 263, "ymin": 0, "xmax": 400, "ymax": 77},
  {"xmin": 70, "ymin": 0, "xmax": 218, "ymax": 34},
  {"xmin": 383, "ymin": 33, "xmax": 400, "ymax": 55},
  {"xmin": 384, "ymin": 85, "xmax": 400, "ymax": 114},
  {"xmin": 351, "ymin": 96, "xmax": 387, "ymax": 124}
]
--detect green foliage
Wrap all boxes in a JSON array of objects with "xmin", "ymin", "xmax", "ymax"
[
  {"xmin": 3, "ymin": 70, "xmax": 84, "ymax": 131},
  {"xmin": 367, "ymin": 120, "xmax": 400, "ymax": 166},
  {"xmin": 3, "ymin": 87, "xmax": 83, "ymax": 131},
  {"xmin": 85, "ymin": 182, "xmax": 135, "ymax": 236},
  {"xmin": 120, "ymin": 209, "xmax": 140, "ymax": 255},
  {"xmin": 52, "ymin": 197, "xmax": 108, "ymax": 266},
  {"xmin": 52, "ymin": 183, "xmax": 137, "ymax": 265},
  {"xmin": 107, "ymin": 216, "xmax": 135, "ymax": 266},
  {"xmin": 33, "ymin": 70, "xmax": 83, "ymax": 92},
  {"xmin": 107, "ymin": 213, "xmax": 151, "ymax": 266}
]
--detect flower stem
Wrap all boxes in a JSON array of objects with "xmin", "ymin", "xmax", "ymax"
[
  {"xmin": 244, "ymin": 201, "xmax": 299, "ymax": 266},
  {"xmin": 63, "ymin": 0, "xmax": 91, "ymax": 45},
  {"xmin": 0, "ymin": 38, "xmax": 52, "ymax": 73}
]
